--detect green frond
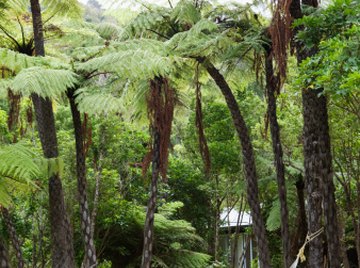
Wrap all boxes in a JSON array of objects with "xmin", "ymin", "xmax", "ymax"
[
  {"xmin": 75, "ymin": 85, "xmax": 124, "ymax": 115},
  {"xmin": 77, "ymin": 42, "xmax": 180, "ymax": 80},
  {"xmin": 42, "ymin": 0, "xmax": 82, "ymax": 19},
  {"xmin": 170, "ymin": 0, "xmax": 201, "ymax": 26},
  {"xmin": 70, "ymin": 45, "xmax": 110, "ymax": 61},
  {"xmin": 0, "ymin": 47, "xmax": 36, "ymax": 72},
  {"xmin": 0, "ymin": 48, "xmax": 69, "ymax": 72},
  {"xmin": 167, "ymin": 19, "xmax": 232, "ymax": 58},
  {"xmin": 0, "ymin": 144, "xmax": 40, "ymax": 183},
  {"xmin": 96, "ymin": 22, "xmax": 121, "ymax": 41},
  {"xmin": 266, "ymin": 199, "xmax": 281, "ymax": 231},
  {"xmin": 122, "ymin": 6, "xmax": 171, "ymax": 39},
  {"xmin": 0, "ymin": 143, "xmax": 43, "ymax": 207},
  {"xmin": 1, "ymin": 0, "xmax": 27, "ymax": 16},
  {"xmin": 12, "ymin": 67, "xmax": 78, "ymax": 98}
]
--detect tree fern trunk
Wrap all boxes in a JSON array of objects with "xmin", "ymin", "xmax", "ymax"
[
  {"xmin": 0, "ymin": 238, "xmax": 9, "ymax": 268},
  {"xmin": 0, "ymin": 207, "xmax": 24, "ymax": 268},
  {"xmin": 264, "ymin": 48, "xmax": 291, "ymax": 267},
  {"xmin": 68, "ymin": 90, "xmax": 97, "ymax": 268},
  {"xmin": 141, "ymin": 130, "xmax": 160, "ymax": 268},
  {"xmin": 290, "ymin": 176, "xmax": 308, "ymax": 263},
  {"xmin": 29, "ymin": 1, "xmax": 75, "ymax": 267},
  {"xmin": 290, "ymin": 0, "xmax": 342, "ymax": 267},
  {"xmin": 201, "ymin": 59, "xmax": 271, "ymax": 268}
]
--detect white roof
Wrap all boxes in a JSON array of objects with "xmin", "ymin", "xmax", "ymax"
[{"xmin": 220, "ymin": 208, "xmax": 252, "ymax": 228}]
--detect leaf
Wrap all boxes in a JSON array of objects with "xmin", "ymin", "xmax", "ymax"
[{"xmin": 11, "ymin": 67, "xmax": 78, "ymax": 97}]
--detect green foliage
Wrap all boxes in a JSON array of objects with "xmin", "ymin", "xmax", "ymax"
[
  {"xmin": 12, "ymin": 67, "xmax": 78, "ymax": 98},
  {"xmin": 0, "ymin": 144, "xmax": 42, "ymax": 207},
  {"xmin": 294, "ymin": 0, "xmax": 360, "ymax": 99},
  {"xmin": 171, "ymin": 0, "xmax": 201, "ymax": 26}
]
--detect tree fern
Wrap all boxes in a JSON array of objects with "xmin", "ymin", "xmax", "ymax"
[{"xmin": 11, "ymin": 67, "xmax": 78, "ymax": 97}]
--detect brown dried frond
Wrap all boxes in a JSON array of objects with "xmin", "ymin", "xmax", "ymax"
[
  {"xmin": 142, "ymin": 77, "xmax": 175, "ymax": 180},
  {"xmin": 195, "ymin": 63, "xmax": 211, "ymax": 176},
  {"xmin": 269, "ymin": 0, "xmax": 293, "ymax": 82}
]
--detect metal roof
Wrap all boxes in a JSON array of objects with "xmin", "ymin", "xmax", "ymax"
[{"xmin": 220, "ymin": 208, "xmax": 252, "ymax": 228}]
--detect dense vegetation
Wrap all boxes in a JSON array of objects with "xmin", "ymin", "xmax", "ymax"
[{"xmin": 0, "ymin": 0, "xmax": 359, "ymax": 267}]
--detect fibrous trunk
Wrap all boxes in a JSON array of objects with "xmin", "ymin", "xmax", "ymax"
[
  {"xmin": 290, "ymin": 0, "xmax": 342, "ymax": 266},
  {"xmin": 29, "ymin": 0, "xmax": 75, "ymax": 267},
  {"xmin": 141, "ymin": 129, "xmax": 160, "ymax": 268},
  {"xmin": 141, "ymin": 77, "xmax": 175, "ymax": 268},
  {"xmin": 68, "ymin": 89, "xmax": 97, "ymax": 268},
  {"xmin": 0, "ymin": 207, "xmax": 24, "ymax": 268},
  {"xmin": 0, "ymin": 238, "xmax": 9, "ymax": 268},
  {"xmin": 201, "ymin": 59, "xmax": 271, "ymax": 267},
  {"xmin": 264, "ymin": 48, "xmax": 291, "ymax": 267}
]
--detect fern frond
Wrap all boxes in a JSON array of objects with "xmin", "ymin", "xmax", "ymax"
[
  {"xmin": 0, "ymin": 144, "xmax": 40, "ymax": 183},
  {"xmin": 121, "ymin": 6, "xmax": 172, "ymax": 39},
  {"xmin": 0, "ymin": 48, "xmax": 36, "ymax": 72},
  {"xmin": 0, "ymin": 143, "xmax": 42, "ymax": 207},
  {"xmin": 96, "ymin": 22, "xmax": 121, "ymax": 41},
  {"xmin": 170, "ymin": 0, "xmax": 201, "ymax": 26},
  {"xmin": 12, "ymin": 67, "xmax": 78, "ymax": 97},
  {"xmin": 77, "ymin": 45, "xmax": 179, "ymax": 80},
  {"xmin": 167, "ymin": 19, "xmax": 232, "ymax": 58},
  {"xmin": 75, "ymin": 85, "xmax": 124, "ymax": 115},
  {"xmin": 42, "ymin": 0, "xmax": 82, "ymax": 19},
  {"xmin": 266, "ymin": 199, "xmax": 281, "ymax": 231}
]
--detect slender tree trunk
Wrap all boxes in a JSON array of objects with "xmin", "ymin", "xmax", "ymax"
[
  {"xmin": 0, "ymin": 207, "xmax": 25, "ymax": 268},
  {"xmin": 200, "ymin": 59, "xmax": 271, "ymax": 268},
  {"xmin": 29, "ymin": 1, "xmax": 75, "ymax": 267},
  {"xmin": 0, "ymin": 238, "xmax": 9, "ymax": 268},
  {"xmin": 290, "ymin": 1, "xmax": 342, "ymax": 267},
  {"xmin": 264, "ymin": 47, "xmax": 291, "ymax": 267},
  {"xmin": 68, "ymin": 90, "xmax": 97, "ymax": 268},
  {"xmin": 290, "ymin": 175, "xmax": 308, "ymax": 263},
  {"xmin": 141, "ymin": 130, "xmax": 160, "ymax": 268}
]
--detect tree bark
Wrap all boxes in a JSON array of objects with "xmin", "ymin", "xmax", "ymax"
[
  {"xmin": 201, "ymin": 59, "xmax": 271, "ymax": 268},
  {"xmin": 29, "ymin": 1, "xmax": 75, "ymax": 267},
  {"xmin": 264, "ymin": 48, "xmax": 291, "ymax": 267},
  {"xmin": 290, "ymin": 175, "xmax": 308, "ymax": 262},
  {"xmin": 289, "ymin": 1, "xmax": 342, "ymax": 267},
  {"xmin": 0, "ymin": 238, "xmax": 9, "ymax": 268},
  {"xmin": 68, "ymin": 89, "xmax": 97, "ymax": 268},
  {"xmin": 141, "ymin": 130, "xmax": 160, "ymax": 268},
  {"xmin": 0, "ymin": 207, "xmax": 25, "ymax": 268}
]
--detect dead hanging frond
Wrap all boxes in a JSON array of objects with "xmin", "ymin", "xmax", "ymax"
[
  {"xmin": 142, "ymin": 77, "xmax": 175, "ymax": 180},
  {"xmin": 195, "ymin": 63, "xmax": 211, "ymax": 176},
  {"xmin": 269, "ymin": 0, "xmax": 292, "ymax": 82}
]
